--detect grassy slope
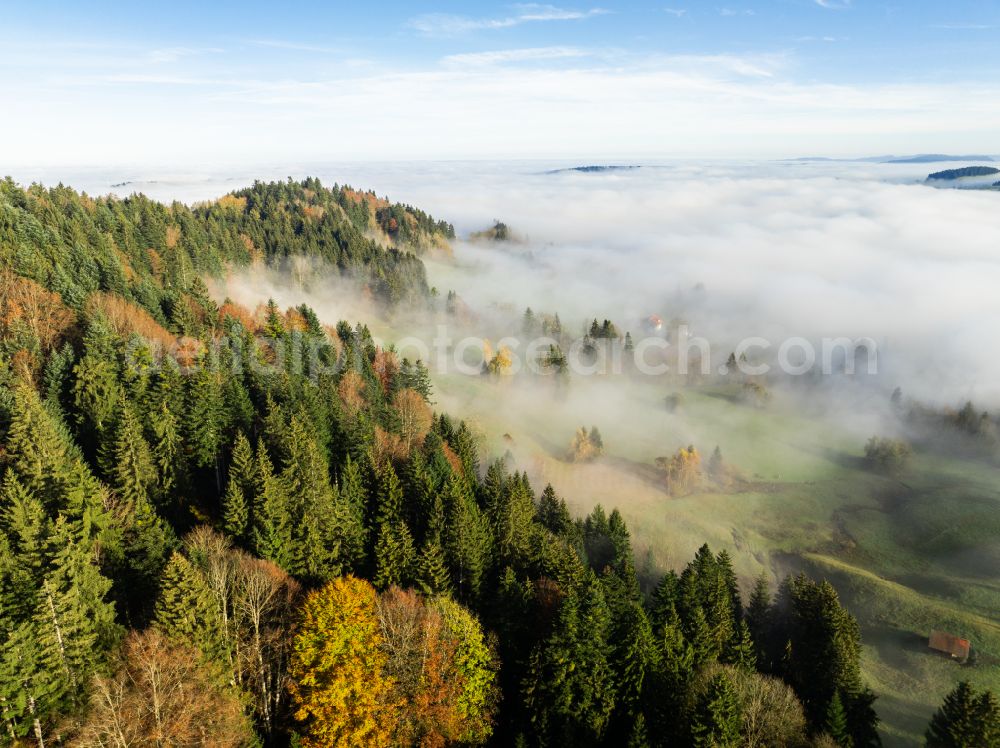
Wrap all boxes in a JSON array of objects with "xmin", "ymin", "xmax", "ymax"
[{"xmin": 432, "ymin": 369, "xmax": 1000, "ymax": 746}]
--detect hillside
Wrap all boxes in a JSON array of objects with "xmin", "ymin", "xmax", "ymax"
[
  {"xmin": 926, "ymin": 166, "xmax": 1000, "ymax": 181},
  {"xmin": 0, "ymin": 177, "xmax": 448, "ymax": 324},
  {"xmin": 0, "ymin": 176, "xmax": 993, "ymax": 748}
]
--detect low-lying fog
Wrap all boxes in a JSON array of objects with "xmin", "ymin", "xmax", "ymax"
[{"xmin": 16, "ymin": 159, "xmax": 1000, "ymax": 406}]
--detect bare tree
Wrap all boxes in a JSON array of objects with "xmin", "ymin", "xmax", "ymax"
[{"xmin": 70, "ymin": 630, "xmax": 252, "ymax": 747}]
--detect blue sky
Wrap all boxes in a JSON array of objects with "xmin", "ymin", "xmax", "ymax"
[{"xmin": 3, "ymin": 1, "xmax": 1000, "ymax": 164}]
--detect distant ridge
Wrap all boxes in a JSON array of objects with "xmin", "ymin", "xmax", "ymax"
[
  {"xmin": 886, "ymin": 154, "xmax": 995, "ymax": 164},
  {"xmin": 543, "ymin": 164, "xmax": 642, "ymax": 174},
  {"xmin": 782, "ymin": 154, "xmax": 996, "ymax": 164}
]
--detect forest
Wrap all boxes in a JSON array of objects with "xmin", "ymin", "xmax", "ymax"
[{"xmin": 0, "ymin": 177, "xmax": 996, "ymax": 747}]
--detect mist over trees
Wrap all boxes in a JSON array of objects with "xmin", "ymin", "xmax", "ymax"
[{"xmin": 0, "ymin": 177, "xmax": 991, "ymax": 747}]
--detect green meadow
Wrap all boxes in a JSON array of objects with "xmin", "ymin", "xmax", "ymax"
[{"xmin": 432, "ymin": 368, "xmax": 1000, "ymax": 746}]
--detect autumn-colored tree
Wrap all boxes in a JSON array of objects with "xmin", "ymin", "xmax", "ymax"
[
  {"xmin": 484, "ymin": 345, "xmax": 514, "ymax": 377},
  {"xmin": 84, "ymin": 291, "xmax": 176, "ymax": 351},
  {"xmin": 394, "ymin": 388, "xmax": 433, "ymax": 455},
  {"xmin": 567, "ymin": 426, "xmax": 604, "ymax": 463},
  {"xmin": 373, "ymin": 347, "xmax": 400, "ymax": 394},
  {"xmin": 376, "ymin": 587, "xmax": 497, "ymax": 746},
  {"xmin": 288, "ymin": 576, "xmax": 398, "ymax": 747},
  {"xmin": 0, "ymin": 269, "xmax": 76, "ymax": 354},
  {"xmin": 69, "ymin": 629, "xmax": 252, "ymax": 747},
  {"xmin": 338, "ymin": 369, "xmax": 367, "ymax": 416},
  {"xmin": 656, "ymin": 445, "xmax": 702, "ymax": 496}
]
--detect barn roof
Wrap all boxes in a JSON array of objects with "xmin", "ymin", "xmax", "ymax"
[{"xmin": 929, "ymin": 630, "xmax": 971, "ymax": 660}]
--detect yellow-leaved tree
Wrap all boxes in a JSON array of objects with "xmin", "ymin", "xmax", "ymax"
[{"xmin": 288, "ymin": 576, "xmax": 398, "ymax": 747}]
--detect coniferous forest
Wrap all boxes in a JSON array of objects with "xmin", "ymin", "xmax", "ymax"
[{"xmin": 0, "ymin": 177, "xmax": 995, "ymax": 747}]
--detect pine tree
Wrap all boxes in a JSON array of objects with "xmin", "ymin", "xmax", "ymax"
[
  {"xmin": 13, "ymin": 520, "xmax": 121, "ymax": 736},
  {"xmin": 522, "ymin": 307, "xmax": 537, "ymax": 336},
  {"xmin": 263, "ymin": 299, "xmax": 285, "ymax": 339},
  {"xmin": 416, "ymin": 538, "xmax": 452, "ymax": 596},
  {"xmin": 222, "ymin": 431, "xmax": 255, "ymax": 542},
  {"xmin": 71, "ymin": 347, "xmax": 122, "ymax": 451},
  {"xmin": 116, "ymin": 494, "xmax": 176, "ymax": 623},
  {"xmin": 0, "ymin": 474, "xmax": 48, "ymax": 617},
  {"xmin": 442, "ymin": 476, "xmax": 487, "ymax": 603},
  {"xmin": 252, "ymin": 441, "xmax": 291, "ymax": 568},
  {"xmin": 373, "ymin": 520, "xmax": 416, "ymax": 590},
  {"xmin": 724, "ymin": 619, "xmax": 757, "ymax": 672},
  {"xmin": 521, "ymin": 576, "xmax": 615, "ymax": 745},
  {"xmin": 184, "ymin": 359, "xmax": 224, "ymax": 487},
  {"xmin": 826, "ymin": 691, "xmax": 852, "ymax": 748},
  {"xmin": 926, "ymin": 682, "xmax": 1000, "ymax": 748},
  {"xmin": 647, "ymin": 619, "xmax": 694, "ymax": 743},
  {"xmin": 155, "ymin": 550, "xmax": 223, "ymax": 662},
  {"xmin": 4, "ymin": 383, "xmax": 75, "ymax": 511},
  {"xmin": 691, "ymin": 672, "xmax": 741, "ymax": 748},
  {"xmin": 151, "ymin": 400, "xmax": 187, "ymax": 503},
  {"xmin": 612, "ymin": 602, "xmax": 657, "ymax": 731},
  {"xmin": 221, "ymin": 480, "xmax": 248, "ymax": 543},
  {"xmin": 537, "ymin": 483, "xmax": 572, "ymax": 536},
  {"xmin": 687, "ymin": 606, "xmax": 716, "ymax": 666},
  {"xmin": 280, "ymin": 416, "xmax": 359, "ymax": 581},
  {"xmin": 488, "ymin": 471, "xmax": 535, "ymax": 571},
  {"xmin": 746, "ymin": 572, "xmax": 772, "ymax": 668},
  {"xmin": 338, "ymin": 455, "xmax": 369, "ymax": 561},
  {"xmin": 106, "ymin": 397, "xmax": 156, "ymax": 508},
  {"xmin": 0, "ymin": 620, "xmax": 67, "ymax": 744}
]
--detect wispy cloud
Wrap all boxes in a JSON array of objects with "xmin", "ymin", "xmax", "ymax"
[
  {"xmin": 720, "ymin": 8, "xmax": 755, "ymax": 17},
  {"xmin": 664, "ymin": 8, "xmax": 687, "ymax": 17},
  {"xmin": 442, "ymin": 46, "xmax": 590, "ymax": 67},
  {"xmin": 815, "ymin": 0, "xmax": 851, "ymax": 9},
  {"xmin": 147, "ymin": 47, "xmax": 223, "ymax": 63},
  {"xmin": 246, "ymin": 39, "xmax": 340, "ymax": 53},
  {"xmin": 408, "ymin": 4, "xmax": 610, "ymax": 36},
  {"xmin": 930, "ymin": 22, "xmax": 994, "ymax": 30}
]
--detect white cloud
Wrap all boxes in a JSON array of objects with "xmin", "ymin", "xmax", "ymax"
[
  {"xmin": 408, "ymin": 5, "xmax": 610, "ymax": 36},
  {"xmin": 720, "ymin": 8, "xmax": 755, "ymax": 17},
  {"xmin": 5, "ymin": 39, "xmax": 1000, "ymax": 166},
  {"xmin": 665, "ymin": 8, "xmax": 688, "ymax": 18},
  {"xmin": 147, "ymin": 47, "xmax": 223, "ymax": 64},
  {"xmin": 245, "ymin": 39, "xmax": 340, "ymax": 53},
  {"xmin": 815, "ymin": 0, "xmax": 851, "ymax": 8},
  {"xmin": 442, "ymin": 46, "xmax": 590, "ymax": 67}
]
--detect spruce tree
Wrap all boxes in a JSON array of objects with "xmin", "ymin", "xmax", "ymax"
[
  {"xmin": 825, "ymin": 691, "xmax": 852, "ymax": 748},
  {"xmin": 106, "ymin": 397, "xmax": 156, "ymax": 509},
  {"xmin": 222, "ymin": 431, "xmax": 255, "ymax": 542},
  {"xmin": 155, "ymin": 551, "xmax": 223, "ymax": 662},
  {"xmin": 926, "ymin": 682, "xmax": 1000, "ymax": 748},
  {"xmin": 4, "ymin": 384, "xmax": 74, "ymax": 511},
  {"xmin": 372, "ymin": 520, "xmax": 416, "ymax": 589},
  {"xmin": 442, "ymin": 475, "xmax": 488, "ymax": 603},
  {"xmin": 724, "ymin": 619, "xmax": 757, "ymax": 672},
  {"xmin": 521, "ymin": 575, "xmax": 615, "ymax": 745},
  {"xmin": 416, "ymin": 538, "xmax": 452, "ymax": 596},
  {"xmin": 0, "ymin": 474, "xmax": 48, "ymax": 616},
  {"xmin": 251, "ymin": 441, "xmax": 291, "ymax": 568},
  {"xmin": 691, "ymin": 672, "xmax": 741, "ymax": 748},
  {"xmin": 184, "ymin": 358, "xmax": 224, "ymax": 487},
  {"xmin": 746, "ymin": 572, "xmax": 772, "ymax": 668},
  {"xmin": 151, "ymin": 400, "xmax": 187, "ymax": 503}
]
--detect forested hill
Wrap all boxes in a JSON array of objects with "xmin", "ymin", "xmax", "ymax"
[
  {"xmin": 0, "ymin": 176, "xmax": 449, "ymax": 318},
  {"xmin": 0, "ymin": 177, "xmax": 990, "ymax": 747}
]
